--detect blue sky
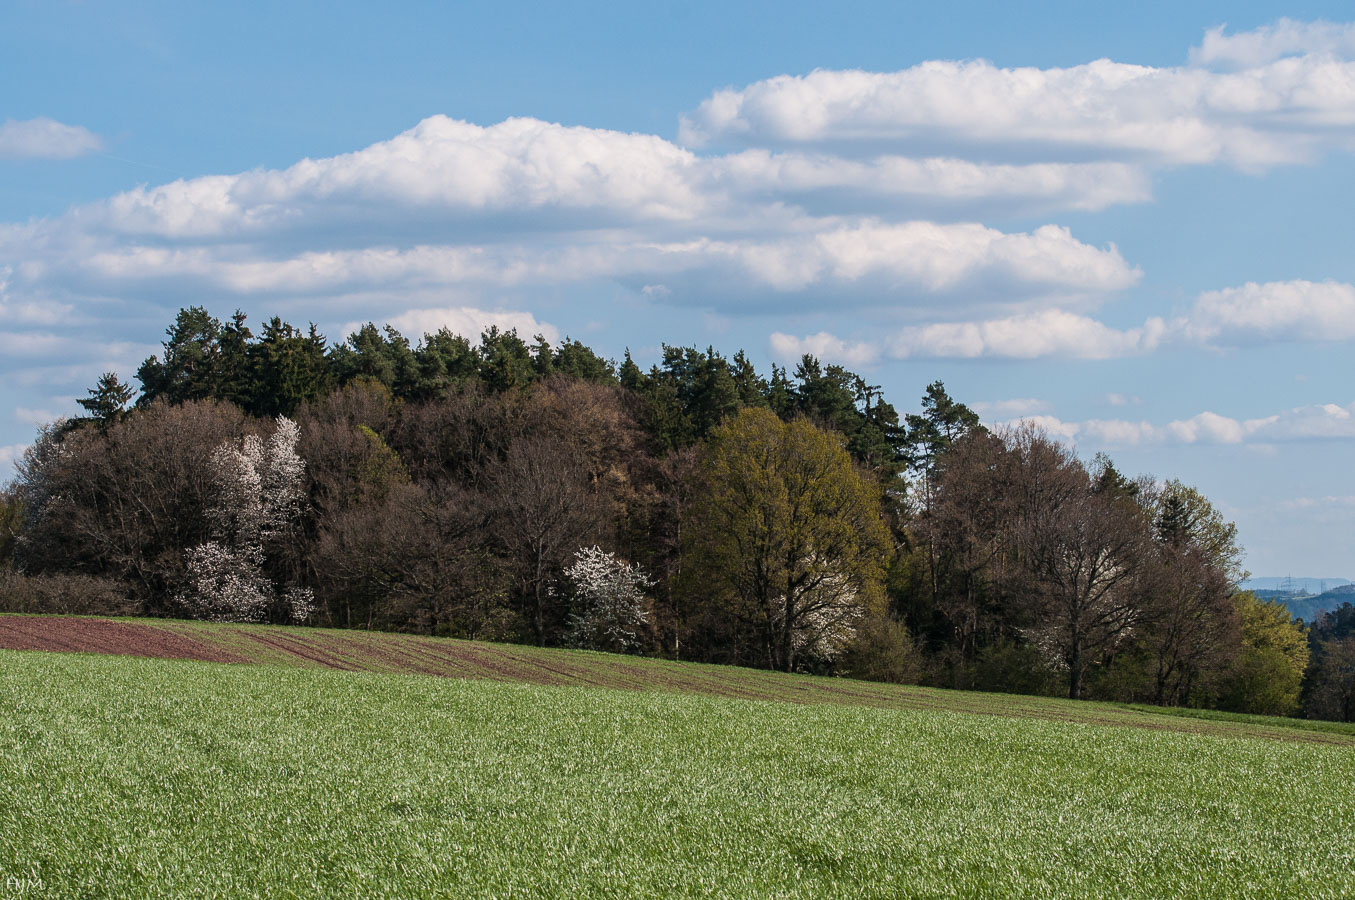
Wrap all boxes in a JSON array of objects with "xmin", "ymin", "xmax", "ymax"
[{"xmin": 3, "ymin": 0, "xmax": 1355, "ymax": 576}]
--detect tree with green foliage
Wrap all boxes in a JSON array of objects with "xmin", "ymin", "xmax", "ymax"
[
  {"xmin": 331, "ymin": 323, "xmax": 419, "ymax": 394},
  {"xmin": 477, "ymin": 326, "xmax": 535, "ymax": 392},
  {"xmin": 903, "ymin": 381, "xmax": 982, "ymax": 484},
  {"xmin": 1154, "ymin": 479, "xmax": 1248, "ymax": 586},
  {"xmin": 662, "ymin": 345, "xmax": 741, "ymax": 440},
  {"xmin": 685, "ymin": 408, "xmax": 891, "ymax": 672},
  {"xmin": 617, "ymin": 350, "xmax": 644, "ymax": 392},
  {"xmin": 136, "ymin": 306, "xmax": 225, "ymax": 405},
  {"xmin": 247, "ymin": 318, "xmax": 332, "ymax": 416},
  {"xmin": 214, "ymin": 310, "xmax": 255, "ymax": 410},
  {"xmin": 412, "ymin": 328, "xmax": 479, "ymax": 398},
  {"xmin": 530, "ymin": 335, "xmax": 555, "ymax": 379},
  {"xmin": 766, "ymin": 364, "xmax": 794, "ymax": 419},
  {"xmin": 1218, "ymin": 592, "xmax": 1308, "ymax": 715},
  {"xmin": 790, "ymin": 356, "xmax": 905, "ymax": 478},
  {"xmin": 553, "ymin": 338, "xmax": 615, "ymax": 383},
  {"xmin": 77, "ymin": 372, "xmax": 134, "ymax": 425},
  {"xmin": 0, "ymin": 490, "xmax": 20, "ymax": 570},
  {"xmin": 1304, "ymin": 603, "xmax": 1355, "ymax": 721},
  {"xmin": 730, "ymin": 350, "xmax": 767, "ymax": 409}
]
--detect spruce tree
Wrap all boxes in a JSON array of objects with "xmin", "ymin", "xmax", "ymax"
[{"xmin": 77, "ymin": 372, "xmax": 134, "ymax": 425}]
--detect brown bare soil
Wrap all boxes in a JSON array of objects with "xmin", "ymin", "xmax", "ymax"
[{"xmin": 0, "ymin": 616, "xmax": 244, "ymax": 664}]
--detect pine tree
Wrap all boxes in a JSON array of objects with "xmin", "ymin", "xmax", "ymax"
[{"xmin": 135, "ymin": 306, "xmax": 224, "ymax": 404}]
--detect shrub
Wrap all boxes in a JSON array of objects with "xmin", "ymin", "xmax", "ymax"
[
  {"xmin": 841, "ymin": 613, "xmax": 922, "ymax": 683},
  {"xmin": 563, "ymin": 546, "xmax": 653, "ymax": 654},
  {"xmin": 0, "ymin": 572, "xmax": 136, "ymax": 616}
]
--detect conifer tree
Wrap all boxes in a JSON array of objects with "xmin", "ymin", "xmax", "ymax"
[{"xmin": 77, "ymin": 372, "xmax": 134, "ymax": 425}]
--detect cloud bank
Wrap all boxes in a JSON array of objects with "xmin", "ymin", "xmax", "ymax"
[
  {"xmin": 768, "ymin": 278, "xmax": 1355, "ymax": 361},
  {"xmin": 1005, "ymin": 400, "xmax": 1355, "ymax": 449},
  {"xmin": 342, "ymin": 306, "xmax": 561, "ymax": 345},
  {"xmin": 680, "ymin": 50, "xmax": 1355, "ymax": 170},
  {"xmin": 0, "ymin": 114, "xmax": 1140, "ymax": 325},
  {"xmin": 9, "ymin": 21, "xmax": 1355, "ymax": 352},
  {"xmin": 1190, "ymin": 19, "xmax": 1355, "ymax": 68}
]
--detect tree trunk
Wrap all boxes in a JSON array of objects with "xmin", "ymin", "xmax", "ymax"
[
  {"xmin": 1068, "ymin": 639, "xmax": 1083, "ymax": 700},
  {"xmin": 781, "ymin": 586, "xmax": 796, "ymax": 672},
  {"xmin": 532, "ymin": 544, "xmax": 546, "ymax": 646}
]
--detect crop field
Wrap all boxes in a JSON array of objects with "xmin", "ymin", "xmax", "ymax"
[
  {"xmin": 4, "ymin": 614, "xmax": 1355, "ymax": 745},
  {"xmin": 1, "ymin": 641, "xmax": 1353, "ymax": 898}
]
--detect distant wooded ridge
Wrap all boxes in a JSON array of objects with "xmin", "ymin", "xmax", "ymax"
[
  {"xmin": 2, "ymin": 306, "xmax": 1353, "ymax": 722},
  {"xmin": 1244, "ymin": 577, "xmax": 1354, "ymax": 593}
]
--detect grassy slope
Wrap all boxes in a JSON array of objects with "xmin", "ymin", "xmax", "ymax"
[
  {"xmin": 0, "ymin": 650, "xmax": 1352, "ymax": 899},
  {"xmin": 3, "ymin": 613, "xmax": 1352, "ymax": 745}
]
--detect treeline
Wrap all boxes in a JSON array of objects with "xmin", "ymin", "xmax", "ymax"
[{"xmin": 2, "ymin": 306, "xmax": 1351, "ymax": 721}]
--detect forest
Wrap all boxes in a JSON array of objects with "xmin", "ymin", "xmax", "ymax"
[{"xmin": 2, "ymin": 306, "xmax": 1351, "ymax": 721}]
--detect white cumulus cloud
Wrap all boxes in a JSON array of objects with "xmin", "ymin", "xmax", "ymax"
[
  {"xmin": 0, "ymin": 114, "xmax": 1142, "ymax": 327},
  {"xmin": 773, "ymin": 277, "xmax": 1355, "ymax": 363},
  {"xmin": 711, "ymin": 151, "xmax": 1150, "ymax": 212},
  {"xmin": 1006, "ymin": 400, "xmax": 1355, "ymax": 449},
  {"xmin": 0, "ymin": 118, "xmax": 102, "ymax": 159},
  {"xmin": 768, "ymin": 331, "xmax": 879, "ymax": 367},
  {"xmin": 342, "ymin": 306, "xmax": 560, "ymax": 344},
  {"xmin": 971, "ymin": 398, "xmax": 1052, "ymax": 418},
  {"xmin": 59, "ymin": 116, "xmax": 1144, "ymax": 246},
  {"xmin": 888, "ymin": 308, "xmax": 1163, "ymax": 359},
  {"xmin": 1180, "ymin": 279, "xmax": 1355, "ymax": 345},
  {"xmin": 680, "ymin": 40, "xmax": 1355, "ymax": 170},
  {"xmin": 661, "ymin": 222, "xmax": 1137, "ymax": 301},
  {"xmin": 1191, "ymin": 19, "xmax": 1355, "ymax": 67}
]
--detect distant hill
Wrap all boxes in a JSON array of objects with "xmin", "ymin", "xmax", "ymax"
[
  {"xmin": 1249, "ymin": 584, "xmax": 1355, "ymax": 623},
  {"xmin": 1243, "ymin": 577, "xmax": 1352, "ymax": 594}
]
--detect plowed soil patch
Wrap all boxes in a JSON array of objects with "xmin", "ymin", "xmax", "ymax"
[{"xmin": 0, "ymin": 616, "xmax": 242, "ymax": 664}]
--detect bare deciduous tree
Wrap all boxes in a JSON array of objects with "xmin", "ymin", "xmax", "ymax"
[
  {"xmin": 14, "ymin": 400, "xmax": 247, "ymax": 608},
  {"xmin": 486, "ymin": 435, "xmax": 605, "ymax": 645},
  {"xmin": 1009, "ymin": 428, "xmax": 1153, "ymax": 700}
]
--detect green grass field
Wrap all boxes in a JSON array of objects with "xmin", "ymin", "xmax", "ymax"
[{"xmin": 1, "ymin": 642, "xmax": 1352, "ymax": 898}]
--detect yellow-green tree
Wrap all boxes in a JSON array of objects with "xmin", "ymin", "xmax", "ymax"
[
  {"xmin": 1221, "ymin": 592, "xmax": 1309, "ymax": 715},
  {"xmin": 0, "ymin": 491, "xmax": 20, "ymax": 569},
  {"xmin": 685, "ymin": 408, "xmax": 891, "ymax": 672}
]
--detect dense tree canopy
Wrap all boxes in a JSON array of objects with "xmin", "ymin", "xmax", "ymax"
[{"xmin": 4, "ymin": 306, "xmax": 1341, "ymax": 720}]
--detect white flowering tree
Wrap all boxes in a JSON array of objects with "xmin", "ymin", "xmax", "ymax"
[
  {"xmin": 179, "ymin": 416, "xmax": 314, "ymax": 623},
  {"xmin": 769, "ymin": 564, "xmax": 865, "ymax": 665},
  {"xmin": 563, "ymin": 546, "xmax": 652, "ymax": 653}
]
